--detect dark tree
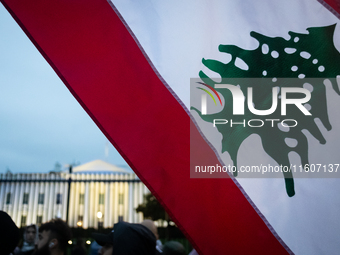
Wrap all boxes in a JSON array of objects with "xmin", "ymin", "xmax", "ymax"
[{"xmin": 136, "ymin": 193, "xmax": 168, "ymax": 222}]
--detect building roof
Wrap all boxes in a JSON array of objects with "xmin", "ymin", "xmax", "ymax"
[{"xmin": 72, "ymin": 160, "xmax": 130, "ymax": 174}]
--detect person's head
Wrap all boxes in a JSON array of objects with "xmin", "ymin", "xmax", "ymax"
[
  {"xmin": 24, "ymin": 224, "xmax": 37, "ymax": 244},
  {"xmin": 93, "ymin": 231, "xmax": 114, "ymax": 255},
  {"xmin": 34, "ymin": 218, "xmax": 72, "ymax": 255},
  {"xmin": 93, "ymin": 221, "xmax": 156, "ymax": 255},
  {"xmin": 162, "ymin": 241, "xmax": 186, "ymax": 255},
  {"xmin": 0, "ymin": 211, "xmax": 20, "ymax": 255},
  {"xmin": 141, "ymin": 219, "xmax": 159, "ymax": 240}
]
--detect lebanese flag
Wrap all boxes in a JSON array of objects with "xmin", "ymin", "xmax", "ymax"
[{"xmin": 2, "ymin": 0, "xmax": 340, "ymax": 254}]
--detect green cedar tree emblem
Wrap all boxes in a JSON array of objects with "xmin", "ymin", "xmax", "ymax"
[{"xmin": 191, "ymin": 25, "xmax": 340, "ymax": 197}]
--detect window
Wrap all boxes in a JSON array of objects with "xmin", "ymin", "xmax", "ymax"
[
  {"xmin": 56, "ymin": 194, "xmax": 62, "ymax": 204},
  {"xmin": 38, "ymin": 193, "xmax": 44, "ymax": 204},
  {"xmin": 118, "ymin": 194, "xmax": 124, "ymax": 205},
  {"xmin": 79, "ymin": 194, "xmax": 84, "ymax": 205},
  {"xmin": 6, "ymin": 193, "xmax": 11, "ymax": 204},
  {"xmin": 23, "ymin": 193, "xmax": 29, "ymax": 204},
  {"xmin": 36, "ymin": 215, "xmax": 43, "ymax": 226},
  {"xmin": 118, "ymin": 216, "xmax": 123, "ymax": 222},
  {"xmin": 99, "ymin": 194, "xmax": 104, "ymax": 205},
  {"xmin": 21, "ymin": 215, "xmax": 27, "ymax": 227}
]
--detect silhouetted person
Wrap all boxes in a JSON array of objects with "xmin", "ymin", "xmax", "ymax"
[
  {"xmin": 19, "ymin": 224, "xmax": 38, "ymax": 255},
  {"xmin": 162, "ymin": 241, "xmax": 186, "ymax": 255},
  {"xmin": 141, "ymin": 219, "xmax": 162, "ymax": 254},
  {"xmin": 32, "ymin": 218, "xmax": 72, "ymax": 255},
  {"xmin": 93, "ymin": 221, "xmax": 156, "ymax": 255},
  {"xmin": 0, "ymin": 211, "xmax": 20, "ymax": 255}
]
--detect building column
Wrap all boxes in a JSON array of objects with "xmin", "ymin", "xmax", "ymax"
[
  {"xmin": 32, "ymin": 174, "xmax": 40, "ymax": 224},
  {"xmin": 3, "ymin": 176, "xmax": 11, "ymax": 214},
  {"xmin": 133, "ymin": 182, "xmax": 138, "ymax": 223},
  {"xmin": 43, "ymin": 174, "xmax": 49, "ymax": 223},
  {"xmin": 54, "ymin": 175, "xmax": 60, "ymax": 218},
  {"xmin": 89, "ymin": 174, "xmax": 95, "ymax": 228},
  {"xmin": 47, "ymin": 174, "xmax": 56, "ymax": 221},
  {"xmin": 27, "ymin": 176, "xmax": 35, "ymax": 225},
  {"xmin": 99, "ymin": 175, "xmax": 105, "ymax": 228},
  {"xmin": 83, "ymin": 181, "xmax": 90, "ymax": 229},
  {"xmin": 128, "ymin": 176, "xmax": 134, "ymax": 223},
  {"xmin": 113, "ymin": 175, "xmax": 119, "ymax": 223},
  {"xmin": 0, "ymin": 175, "xmax": 5, "ymax": 211},
  {"xmin": 124, "ymin": 180, "xmax": 129, "ymax": 222},
  {"xmin": 74, "ymin": 175, "xmax": 81, "ymax": 226},
  {"xmin": 41, "ymin": 175, "xmax": 48, "ymax": 223},
  {"xmin": 12, "ymin": 174, "xmax": 22, "ymax": 224},
  {"xmin": 104, "ymin": 177, "xmax": 110, "ymax": 228},
  {"xmin": 109, "ymin": 174, "xmax": 114, "ymax": 227},
  {"xmin": 94, "ymin": 174, "xmax": 100, "ymax": 229},
  {"xmin": 120, "ymin": 175, "xmax": 125, "ymax": 221},
  {"xmin": 57, "ymin": 177, "xmax": 64, "ymax": 219},
  {"xmin": 37, "ymin": 181, "xmax": 45, "ymax": 222},
  {"xmin": 139, "ymin": 182, "xmax": 144, "ymax": 222},
  {"xmin": 61, "ymin": 180, "xmax": 67, "ymax": 221},
  {"xmin": 9, "ymin": 179, "xmax": 16, "ymax": 219},
  {"xmin": 16, "ymin": 177, "xmax": 26, "ymax": 226}
]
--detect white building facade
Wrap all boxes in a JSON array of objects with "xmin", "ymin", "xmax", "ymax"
[{"xmin": 0, "ymin": 160, "xmax": 148, "ymax": 229}]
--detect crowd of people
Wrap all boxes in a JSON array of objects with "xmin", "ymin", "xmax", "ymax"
[{"xmin": 0, "ymin": 210, "xmax": 195, "ymax": 255}]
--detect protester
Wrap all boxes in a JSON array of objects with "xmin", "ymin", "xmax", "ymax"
[
  {"xmin": 141, "ymin": 220, "xmax": 159, "ymax": 240},
  {"xmin": 0, "ymin": 211, "xmax": 20, "ymax": 255},
  {"xmin": 19, "ymin": 224, "xmax": 38, "ymax": 255},
  {"xmin": 162, "ymin": 241, "xmax": 186, "ymax": 255},
  {"xmin": 92, "ymin": 221, "xmax": 156, "ymax": 255},
  {"xmin": 141, "ymin": 219, "xmax": 163, "ymax": 254},
  {"xmin": 32, "ymin": 218, "xmax": 72, "ymax": 255}
]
